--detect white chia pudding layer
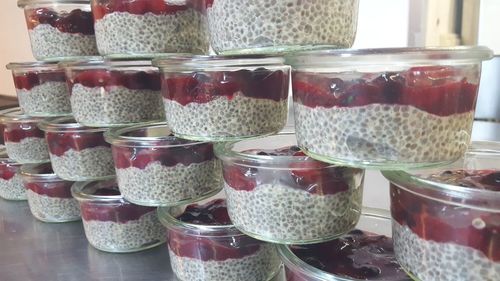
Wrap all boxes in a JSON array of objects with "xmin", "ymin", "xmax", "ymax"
[
  {"xmin": 5, "ymin": 137, "xmax": 49, "ymax": 163},
  {"xmin": 294, "ymin": 103, "xmax": 475, "ymax": 164},
  {"xmin": 50, "ymin": 147, "xmax": 115, "ymax": 181},
  {"xmin": 116, "ymin": 160, "xmax": 221, "ymax": 206},
  {"xmin": 28, "ymin": 24, "xmax": 98, "ymax": 60},
  {"xmin": 169, "ymin": 244, "xmax": 280, "ymax": 281},
  {"xmin": 207, "ymin": 0, "xmax": 357, "ymax": 53},
  {"xmin": 225, "ymin": 183, "xmax": 362, "ymax": 243},
  {"xmin": 26, "ymin": 189, "xmax": 80, "ymax": 222},
  {"xmin": 17, "ymin": 81, "xmax": 71, "ymax": 116},
  {"xmin": 0, "ymin": 174, "xmax": 26, "ymax": 200},
  {"xmin": 82, "ymin": 211, "xmax": 166, "ymax": 252},
  {"xmin": 164, "ymin": 93, "xmax": 287, "ymax": 140},
  {"xmin": 94, "ymin": 10, "xmax": 206, "ymax": 55},
  {"xmin": 71, "ymin": 84, "xmax": 165, "ymax": 127},
  {"xmin": 393, "ymin": 221, "xmax": 500, "ymax": 281}
]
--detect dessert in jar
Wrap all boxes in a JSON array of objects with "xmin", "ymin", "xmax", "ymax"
[
  {"xmin": 279, "ymin": 208, "xmax": 412, "ymax": 281},
  {"xmin": 18, "ymin": 0, "xmax": 98, "ymax": 60},
  {"xmin": 0, "ymin": 147, "xmax": 26, "ymax": 201},
  {"xmin": 215, "ymin": 134, "xmax": 364, "ymax": 244},
  {"xmin": 72, "ymin": 179, "xmax": 166, "ymax": 252},
  {"xmin": 204, "ymin": 0, "xmax": 359, "ymax": 54},
  {"xmin": 158, "ymin": 197, "xmax": 281, "ymax": 281},
  {"xmin": 62, "ymin": 59, "xmax": 165, "ymax": 127},
  {"xmin": 92, "ymin": 0, "xmax": 208, "ymax": 56},
  {"xmin": 39, "ymin": 116, "xmax": 115, "ymax": 181},
  {"xmin": 383, "ymin": 141, "xmax": 500, "ymax": 281},
  {"xmin": 154, "ymin": 55, "xmax": 289, "ymax": 141},
  {"xmin": 289, "ymin": 47, "xmax": 493, "ymax": 169},
  {"xmin": 21, "ymin": 163, "xmax": 80, "ymax": 222},
  {"xmin": 105, "ymin": 123, "xmax": 221, "ymax": 207},
  {"xmin": 0, "ymin": 107, "xmax": 22, "ymax": 145},
  {"xmin": 6, "ymin": 62, "xmax": 71, "ymax": 117},
  {"xmin": 0, "ymin": 110, "xmax": 50, "ymax": 164}
]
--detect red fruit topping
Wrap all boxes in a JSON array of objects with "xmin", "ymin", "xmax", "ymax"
[
  {"xmin": 13, "ymin": 71, "xmax": 66, "ymax": 91},
  {"xmin": 25, "ymin": 180, "xmax": 74, "ymax": 198},
  {"xmin": 46, "ymin": 131, "xmax": 109, "ymax": 157},
  {"xmin": 93, "ymin": 187, "xmax": 121, "ymax": 196},
  {"xmin": 222, "ymin": 165, "xmax": 256, "ymax": 192},
  {"xmin": 92, "ymin": 0, "xmax": 188, "ymax": 20},
  {"xmin": 80, "ymin": 201, "xmax": 155, "ymax": 223},
  {"xmin": 27, "ymin": 8, "xmax": 94, "ymax": 35},
  {"xmin": 4, "ymin": 123, "xmax": 45, "ymax": 143},
  {"xmin": 70, "ymin": 70, "xmax": 160, "ymax": 91},
  {"xmin": 426, "ymin": 169, "xmax": 500, "ymax": 192},
  {"xmin": 0, "ymin": 162, "xmax": 19, "ymax": 181},
  {"xmin": 177, "ymin": 199, "xmax": 232, "ymax": 225}
]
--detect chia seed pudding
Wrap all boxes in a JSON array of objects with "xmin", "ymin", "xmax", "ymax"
[
  {"xmin": 159, "ymin": 198, "xmax": 281, "ymax": 281},
  {"xmin": 0, "ymin": 148, "xmax": 25, "ymax": 201},
  {"xmin": 72, "ymin": 179, "xmax": 166, "ymax": 253},
  {"xmin": 21, "ymin": 163, "xmax": 80, "ymax": 223},
  {"xmin": 1, "ymin": 111, "xmax": 50, "ymax": 164},
  {"xmin": 105, "ymin": 123, "xmax": 222, "ymax": 207},
  {"xmin": 205, "ymin": 0, "xmax": 359, "ymax": 54},
  {"xmin": 154, "ymin": 55, "xmax": 289, "ymax": 141},
  {"xmin": 383, "ymin": 142, "xmax": 500, "ymax": 281},
  {"xmin": 6, "ymin": 62, "xmax": 71, "ymax": 117},
  {"xmin": 19, "ymin": 1, "xmax": 98, "ymax": 60},
  {"xmin": 62, "ymin": 59, "xmax": 165, "ymax": 127},
  {"xmin": 279, "ymin": 210, "xmax": 412, "ymax": 281},
  {"xmin": 39, "ymin": 117, "xmax": 115, "ymax": 181},
  {"xmin": 92, "ymin": 0, "xmax": 208, "ymax": 56},
  {"xmin": 288, "ymin": 47, "xmax": 493, "ymax": 169},
  {"xmin": 215, "ymin": 134, "xmax": 364, "ymax": 244}
]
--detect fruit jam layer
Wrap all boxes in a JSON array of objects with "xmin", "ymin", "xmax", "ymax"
[
  {"xmin": 223, "ymin": 146, "xmax": 351, "ymax": 195},
  {"xmin": 290, "ymin": 229, "xmax": 411, "ymax": 281},
  {"xmin": 26, "ymin": 8, "xmax": 94, "ymax": 35},
  {"xmin": 69, "ymin": 70, "xmax": 161, "ymax": 91},
  {"xmin": 0, "ymin": 162, "xmax": 20, "ymax": 181},
  {"xmin": 25, "ymin": 164, "xmax": 74, "ymax": 198},
  {"xmin": 92, "ymin": 0, "xmax": 189, "ymax": 21},
  {"xmin": 13, "ymin": 71, "xmax": 66, "ymax": 90},
  {"xmin": 4, "ymin": 123, "xmax": 45, "ymax": 143},
  {"xmin": 163, "ymin": 68, "xmax": 288, "ymax": 106},
  {"xmin": 293, "ymin": 67, "xmax": 479, "ymax": 117},
  {"xmin": 80, "ymin": 186, "xmax": 156, "ymax": 223},
  {"xmin": 46, "ymin": 131, "xmax": 109, "ymax": 157},
  {"xmin": 169, "ymin": 199, "xmax": 261, "ymax": 261},
  {"xmin": 112, "ymin": 143, "xmax": 215, "ymax": 169},
  {"xmin": 391, "ymin": 170, "xmax": 500, "ymax": 262}
]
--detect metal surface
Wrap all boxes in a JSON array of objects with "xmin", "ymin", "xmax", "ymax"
[{"xmin": 0, "ymin": 200, "xmax": 174, "ymax": 281}]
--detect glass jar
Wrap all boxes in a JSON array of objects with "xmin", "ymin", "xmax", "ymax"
[
  {"xmin": 61, "ymin": 59, "xmax": 165, "ymax": 127},
  {"xmin": 205, "ymin": 0, "xmax": 359, "ymax": 54},
  {"xmin": 288, "ymin": 47, "xmax": 494, "ymax": 169},
  {"xmin": 0, "ymin": 107, "xmax": 22, "ymax": 145},
  {"xmin": 382, "ymin": 141, "xmax": 500, "ymax": 281},
  {"xmin": 6, "ymin": 62, "xmax": 71, "ymax": 117},
  {"xmin": 0, "ymin": 110, "xmax": 50, "ymax": 164},
  {"xmin": 17, "ymin": 0, "xmax": 98, "ymax": 61},
  {"xmin": 38, "ymin": 116, "xmax": 115, "ymax": 181},
  {"xmin": 72, "ymin": 179, "xmax": 166, "ymax": 253},
  {"xmin": 158, "ymin": 196, "xmax": 282, "ymax": 281},
  {"xmin": 153, "ymin": 55, "xmax": 290, "ymax": 141},
  {"xmin": 21, "ymin": 162, "xmax": 80, "ymax": 222},
  {"xmin": 279, "ymin": 208, "xmax": 411, "ymax": 281},
  {"xmin": 215, "ymin": 133, "xmax": 364, "ymax": 244},
  {"xmin": 0, "ymin": 147, "xmax": 25, "ymax": 201},
  {"xmin": 91, "ymin": 0, "xmax": 208, "ymax": 57},
  {"xmin": 105, "ymin": 122, "xmax": 221, "ymax": 206}
]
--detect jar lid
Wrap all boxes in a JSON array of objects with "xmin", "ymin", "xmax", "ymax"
[
  {"xmin": 20, "ymin": 163, "xmax": 61, "ymax": 181},
  {"xmin": 0, "ymin": 107, "xmax": 22, "ymax": 117},
  {"xmin": 71, "ymin": 179, "xmax": 127, "ymax": 203},
  {"xmin": 6, "ymin": 61, "xmax": 61, "ymax": 71},
  {"xmin": 104, "ymin": 122, "xmax": 207, "ymax": 148},
  {"xmin": 38, "ymin": 116, "xmax": 108, "ymax": 133},
  {"xmin": 382, "ymin": 141, "xmax": 500, "ymax": 212},
  {"xmin": 17, "ymin": 0, "xmax": 90, "ymax": 8},
  {"xmin": 286, "ymin": 46, "xmax": 494, "ymax": 69},
  {"xmin": 153, "ymin": 54, "xmax": 286, "ymax": 71},
  {"xmin": 0, "ymin": 109, "xmax": 45, "ymax": 124}
]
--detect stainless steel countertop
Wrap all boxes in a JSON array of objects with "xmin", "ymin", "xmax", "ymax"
[{"xmin": 0, "ymin": 199, "xmax": 175, "ymax": 281}]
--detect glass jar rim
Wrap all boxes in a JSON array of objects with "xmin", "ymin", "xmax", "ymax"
[
  {"xmin": 21, "ymin": 163, "xmax": 62, "ymax": 182},
  {"xmin": 214, "ymin": 133, "xmax": 341, "ymax": 169},
  {"xmin": 286, "ymin": 46, "xmax": 493, "ymax": 68},
  {"xmin": 153, "ymin": 54, "xmax": 286, "ymax": 71},
  {"xmin": 18, "ymin": 0, "xmax": 91, "ymax": 8},
  {"xmin": 38, "ymin": 116, "xmax": 108, "ymax": 133},
  {"xmin": 0, "ymin": 109, "xmax": 45, "ymax": 124},
  {"xmin": 104, "ymin": 122, "xmax": 208, "ymax": 148},
  {"xmin": 382, "ymin": 141, "xmax": 500, "ymax": 212},
  {"xmin": 59, "ymin": 58, "xmax": 155, "ymax": 70},
  {"xmin": 71, "ymin": 179, "xmax": 126, "ymax": 203},
  {"xmin": 6, "ymin": 61, "xmax": 62, "ymax": 71},
  {"xmin": 277, "ymin": 208, "xmax": 391, "ymax": 281}
]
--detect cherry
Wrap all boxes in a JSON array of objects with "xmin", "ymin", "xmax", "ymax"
[{"xmin": 177, "ymin": 199, "xmax": 232, "ymax": 225}]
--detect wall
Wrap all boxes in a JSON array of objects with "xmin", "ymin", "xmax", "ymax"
[{"xmin": 478, "ymin": 0, "xmax": 500, "ymax": 54}]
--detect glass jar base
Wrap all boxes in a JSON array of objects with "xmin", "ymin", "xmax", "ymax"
[
  {"xmin": 121, "ymin": 187, "xmax": 223, "ymax": 208},
  {"xmin": 31, "ymin": 213, "xmax": 81, "ymax": 223},
  {"xmin": 173, "ymin": 131, "xmax": 278, "ymax": 142},
  {"xmin": 22, "ymin": 112, "xmax": 72, "ymax": 118},
  {"xmin": 58, "ymin": 174, "xmax": 115, "ymax": 182},
  {"xmin": 217, "ymin": 44, "xmax": 345, "ymax": 56},
  {"xmin": 77, "ymin": 119, "xmax": 165, "ymax": 128},
  {"xmin": 105, "ymin": 52, "xmax": 194, "ymax": 60},
  {"xmin": 88, "ymin": 239, "xmax": 165, "ymax": 254}
]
